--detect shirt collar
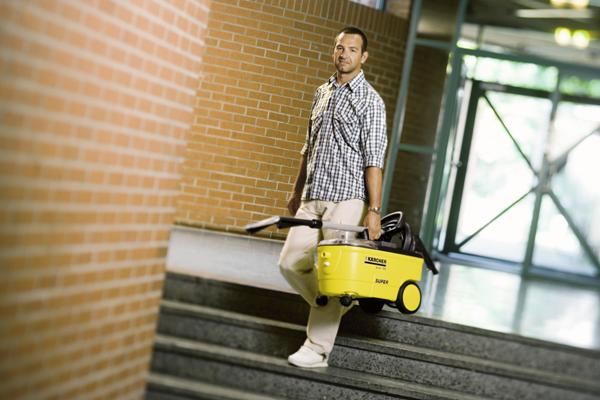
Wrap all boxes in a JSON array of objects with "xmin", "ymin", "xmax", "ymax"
[{"xmin": 329, "ymin": 70, "xmax": 365, "ymax": 92}]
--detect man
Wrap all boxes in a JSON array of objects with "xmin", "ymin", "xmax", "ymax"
[{"xmin": 278, "ymin": 26, "xmax": 387, "ymax": 368}]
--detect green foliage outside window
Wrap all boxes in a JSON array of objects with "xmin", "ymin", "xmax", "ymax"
[
  {"xmin": 462, "ymin": 55, "xmax": 558, "ymax": 91},
  {"xmin": 461, "ymin": 52, "xmax": 600, "ymax": 98},
  {"xmin": 560, "ymin": 75, "xmax": 600, "ymax": 99}
]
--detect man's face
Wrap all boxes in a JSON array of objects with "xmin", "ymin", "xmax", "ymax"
[{"xmin": 333, "ymin": 33, "xmax": 368, "ymax": 76}]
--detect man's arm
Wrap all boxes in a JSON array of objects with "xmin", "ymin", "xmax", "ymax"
[
  {"xmin": 287, "ymin": 153, "xmax": 307, "ymax": 215},
  {"xmin": 361, "ymin": 94, "xmax": 387, "ymax": 240},
  {"xmin": 363, "ymin": 166, "xmax": 382, "ymax": 239}
]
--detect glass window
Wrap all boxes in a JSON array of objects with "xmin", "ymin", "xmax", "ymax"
[
  {"xmin": 455, "ymin": 92, "xmax": 551, "ymax": 261},
  {"xmin": 462, "ymin": 55, "xmax": 558, "ymax": 92},
  {"xmin": 533, "ymin": 195, "xmax": 598, "ymax": 276},
  {"xmin": 560, "ymin": 75, "xmax": 600, "ymax": 99},
  {"xmin": 350, "ymin": 0, "xmax": 385, "ymax": 10}
]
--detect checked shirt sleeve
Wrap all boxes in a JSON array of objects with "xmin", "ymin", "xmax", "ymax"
[
  {"xmin": 362, "ymin": 97, "xmax": 387, "ymax": 168},
  {"xmin": 300, "ymin": 88, "xmax": 321, "ymax": 156}
]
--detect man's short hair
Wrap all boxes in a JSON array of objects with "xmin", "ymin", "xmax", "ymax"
[{"xmin": 336, "ymin": 26, "xmax": 368, "ymax": 53}]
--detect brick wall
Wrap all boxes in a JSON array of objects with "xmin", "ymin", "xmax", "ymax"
[
  {"xmin": 177, "ymin": 0, "xmax": 408, "ymax": 238},
  {"xmin": 0, "ymin": 1, "xmax": 208, "ymax": 399}
]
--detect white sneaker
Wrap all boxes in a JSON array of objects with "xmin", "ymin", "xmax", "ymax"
[{"xmin": 287, "ymin": 345, "xmax": 328, "ymax": 368}]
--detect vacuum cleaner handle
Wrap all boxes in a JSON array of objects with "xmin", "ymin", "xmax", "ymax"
[
  {"xmin": 414, "ymin": 235, "xmax": 439, "ymax": 275},
  {"xmin": 245, "ymin": 216, "xmax": 367, "ymax": 235},
  {"xmin": 245, "ymin": 216, "xmax": 319, "ymax": 233}
]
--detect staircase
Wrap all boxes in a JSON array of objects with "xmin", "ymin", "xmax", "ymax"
[{"xmin": 146, "ymin": 272, "xmax": 600, "ymax": 400}]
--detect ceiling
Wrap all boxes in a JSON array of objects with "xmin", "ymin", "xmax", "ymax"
[
  {"xmin": 463, "ymin": 0, "xmax": 600, "ymax": 68},
  {"xmin": 466, "ymin": 0, "xmax": 600, "ymax": 33}
]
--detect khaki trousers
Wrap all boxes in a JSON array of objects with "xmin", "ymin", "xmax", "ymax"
[{"xmin": 278, "ymin": 199, "xmax": 366, "ymax": 355}]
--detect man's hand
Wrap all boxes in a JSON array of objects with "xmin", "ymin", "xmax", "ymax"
[
  {"xmin": 363, "ymin": 211, "xmax": 381, "ymax": 240},
  {"xmin": 287, "ymin": 155, "xmax": 307, "ymax": 216},
  {"xmin": 287, "ymin": 194, "xmax": 301, "ymax": 216}
]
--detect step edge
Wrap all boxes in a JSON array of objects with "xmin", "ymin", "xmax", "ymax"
[
  {"xmin": 341, "ymin": 335, "xmax": 600, "ymax": 394},
  {"xmin": 164, "ymin": 272, "xmax": 600, "ymax": 358},
  {"xmin": 153, "ymin": 333, "xmax": 487, "ymax": 400},
  {"xmin": 158, "ymin": 298, "xmax": 600, "ymax": 393},
  {"xmin": 147, "ymin": 372, "xmax": 285, "ymax": 400},
  {"xmin": 160, "ymin": 299, "xmax": 304, "ymax": 333}
]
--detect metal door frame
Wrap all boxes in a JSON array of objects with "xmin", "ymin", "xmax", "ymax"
[
  {"xmin": 440, "ymin": 79, "xmax": 600, "ymax": 277},
  {"xmin": 419, "ymin": 47, "xmax": 600, "ymax": 256}
]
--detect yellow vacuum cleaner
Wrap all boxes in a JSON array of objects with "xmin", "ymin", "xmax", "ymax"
[{"xmin": 245, "ymin": 211, "xmax": 438, "ymax": 314}]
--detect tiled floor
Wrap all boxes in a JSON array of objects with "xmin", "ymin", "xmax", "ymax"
[
  {"xmin": 167, "ymin": 227, "xmax": 600, "ymax": 351},
  {"xmin": 418, "ymin": 261, "xmax": 600, "ymax": 350}
]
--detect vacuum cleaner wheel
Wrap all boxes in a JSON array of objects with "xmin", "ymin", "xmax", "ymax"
[
  {"xmin": 339, "ymin": 295, "xmax": 353, "ymax": 307},
  {"xmin": 358, "ymin": 298, "xmax": 385, "ymax": 314},
  {"xmin": 315, "ymin": 295, "xmax": 328, "ymax": 306},
  {"xmin": 396, "ymin": 281, "xmax": 421, "ymax": 314}
]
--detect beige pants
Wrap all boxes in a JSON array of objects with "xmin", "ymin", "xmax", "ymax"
[{"xmin": 278, "ymin": 199, "xmax": 366, "ymax": 355}]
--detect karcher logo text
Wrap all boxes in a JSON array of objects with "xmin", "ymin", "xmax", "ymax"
[
  {"xmin": 375, "ymin": 279, "xmax": 389, "ymax": 284},
  {"xmin": 365, "ymin": 256, "xmax": 387, "ymax": 266}
]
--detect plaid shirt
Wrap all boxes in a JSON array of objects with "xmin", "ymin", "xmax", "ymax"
[{"xmin": 301, "ymin": 71, "xmax": 387, "ymax": 202}]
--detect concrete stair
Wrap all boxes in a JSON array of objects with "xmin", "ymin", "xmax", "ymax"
[{"xmin": 146, "ymin": 272, "xmax": 600, "ymax": 400}]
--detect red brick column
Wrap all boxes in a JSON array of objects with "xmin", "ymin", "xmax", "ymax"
[{"xmin": 0, "ymin": 1, "xmax": 209, "ymax": 398}]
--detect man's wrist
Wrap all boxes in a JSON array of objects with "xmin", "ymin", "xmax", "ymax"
[{"xmin": 367, "ymin": 206, "xmax": 381, "ymax": 215}]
